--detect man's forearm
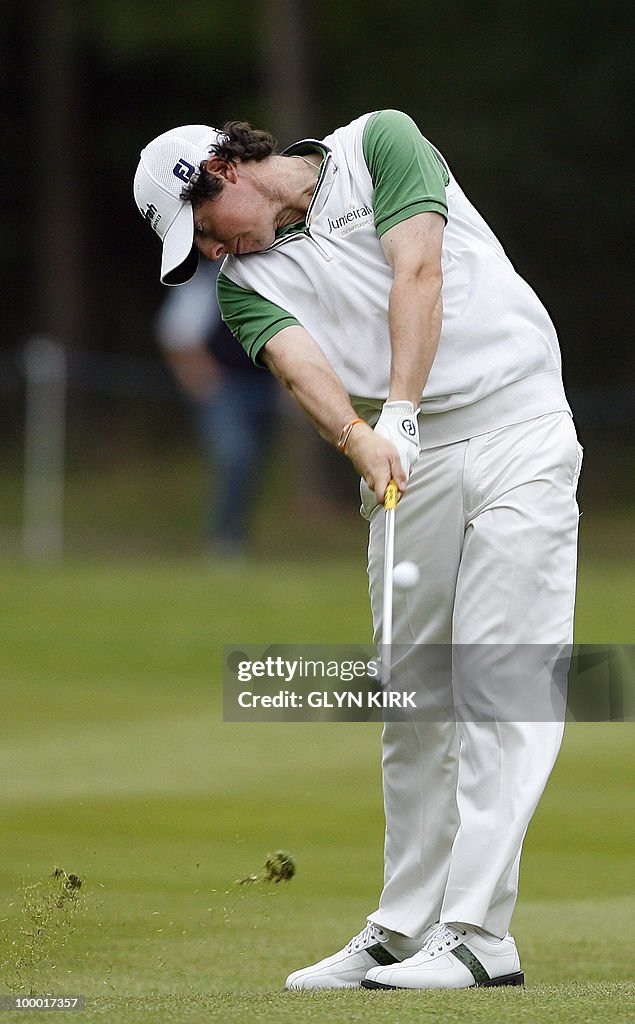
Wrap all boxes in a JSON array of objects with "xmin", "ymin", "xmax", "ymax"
[
  {"xmin": 261, "ymin": 325, "xmax": 359, "ymax": 445},
  {"xmin": 387, "ymin": 269, "xmax": 443, "ymax": 406},
  {"xmin": 381, "ymin": 211, "xmax": 446, "ymax": 408},
  {"xmin": 262, "ymin": 325, "xmax": 409, "ymax": 502}
]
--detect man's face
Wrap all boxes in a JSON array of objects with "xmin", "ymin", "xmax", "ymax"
[{"xmin": 192, "ymin": 162, "xmax": 276, "ymax": 260}]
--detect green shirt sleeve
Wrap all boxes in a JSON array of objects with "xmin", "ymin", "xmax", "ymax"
[
  {"xmin": 216, "ymin": 270, "xmax": 300, "ymax": 364},
  {"xmin": 363, "ymin": 109, "xmax": 449, "ymax": 237}
]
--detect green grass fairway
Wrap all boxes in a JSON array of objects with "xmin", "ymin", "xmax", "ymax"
[{"xmin": 0, "ymin": 556, "xmax": 633, "ymax": 1023}]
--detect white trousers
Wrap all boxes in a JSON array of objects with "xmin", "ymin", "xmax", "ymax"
[{"xmin": 366, "ymin": 412, "xmax": 583, "ymax": 939}]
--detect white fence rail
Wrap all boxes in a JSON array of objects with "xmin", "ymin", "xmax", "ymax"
[{"xmin": 22, "ymin": 337, "xmax": 67, "ymax": 563}]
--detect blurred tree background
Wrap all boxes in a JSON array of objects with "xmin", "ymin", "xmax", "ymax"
[{"xmin": 0, "ymin": 0, "xmax": 633, "ymax": 557}]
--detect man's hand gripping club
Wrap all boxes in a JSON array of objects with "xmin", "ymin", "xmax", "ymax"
[{"xmin": 346, "ymin": 400, "xmax": 420, "ymax": 505}]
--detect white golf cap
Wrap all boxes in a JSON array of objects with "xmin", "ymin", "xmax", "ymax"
[{"xmin": 133, "ymin": 124, "xmax": 224, "ymax": 286}]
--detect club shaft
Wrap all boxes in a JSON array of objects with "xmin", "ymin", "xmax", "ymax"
[{"xmin": 381, "ymin": 504, "xmax": 396, "ymax": 681}]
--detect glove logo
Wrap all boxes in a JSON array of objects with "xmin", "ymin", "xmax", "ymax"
[{"xmin": 400, "ymin": 418, "xmax": 417, "ymax": 439}]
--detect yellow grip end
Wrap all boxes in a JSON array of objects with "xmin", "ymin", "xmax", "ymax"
[{"xmin": 384, "ymin": 479, "xmax": 399, "ymax": 511}]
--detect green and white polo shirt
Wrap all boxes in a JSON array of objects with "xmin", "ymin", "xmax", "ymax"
[{"xmin": 217, "ymin": 109, "xmax": 569, "ymax": 446}]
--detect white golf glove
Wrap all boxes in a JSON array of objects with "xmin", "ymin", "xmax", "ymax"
[{"xmin": 374, "ymin": 400, "xmax": 421, "ymax": 479}]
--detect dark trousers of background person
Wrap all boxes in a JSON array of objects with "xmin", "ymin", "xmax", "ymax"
[{"xmin": 192, "ymin": 371, "xmax": 278, "ymax": 555}]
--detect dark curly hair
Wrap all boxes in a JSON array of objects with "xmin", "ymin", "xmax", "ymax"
[{"xmin": 180, "ymin": 120, "xmax": 278, "ymax": 207}]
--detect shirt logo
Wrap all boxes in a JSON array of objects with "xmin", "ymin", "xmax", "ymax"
[{"xmin": 327, "ymin": 203, "xmax": 373, "ymax": 236}]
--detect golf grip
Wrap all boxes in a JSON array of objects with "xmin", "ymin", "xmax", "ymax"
[{"xmin": 384, "ymin": 478, "xmax": 399, "ymax": 511}]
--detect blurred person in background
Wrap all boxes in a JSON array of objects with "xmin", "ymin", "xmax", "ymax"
[{"xmin": 156, "ymin": 259, "xmax": 278, "ymax": 557}]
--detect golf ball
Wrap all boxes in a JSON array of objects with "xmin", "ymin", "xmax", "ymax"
[{"xmin": 393, "ymin": 560, "xmax": 420, "ymax": 590}]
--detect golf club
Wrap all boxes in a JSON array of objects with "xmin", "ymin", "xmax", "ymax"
[{"xmin": 381, "ymin": 478, "xmax": 399, "ymax": 686}]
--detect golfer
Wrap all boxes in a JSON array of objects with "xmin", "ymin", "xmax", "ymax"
[{"xmin": 134, "ymin": 110, "xmax": 582, "ymax": 990}]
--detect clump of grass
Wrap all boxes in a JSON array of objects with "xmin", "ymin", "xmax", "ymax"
[
  {"xmin": 0, "ymin": 867, "xmax": 86, "ymax": 994},
  {"xmin": 236, "ymin": 851, "xmax": 296, "ymax": 886}
]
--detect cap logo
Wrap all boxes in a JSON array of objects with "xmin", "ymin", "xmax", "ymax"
[
  {"xmin": 173, "ymin": 158, "xmax": 196, "ymax": 182},
  {"xmin": 144, "ymin": 203, "xmax": 162, "ymax": 232}
]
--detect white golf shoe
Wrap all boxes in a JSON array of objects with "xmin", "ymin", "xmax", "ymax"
[
  {"xmin": 362, "ymin": 923, "xmax": 524, "ymax": 990},
  {"xmin": 285, "ymin": 921, "xmax": 423, "ymax": 990}
]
